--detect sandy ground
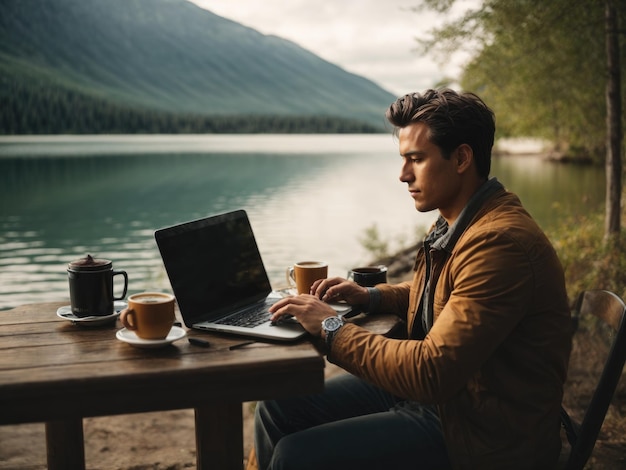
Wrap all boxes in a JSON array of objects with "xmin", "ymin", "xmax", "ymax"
[{"xmin": 1, "ymin": 409, "xmax": 225, "ymax": 470}]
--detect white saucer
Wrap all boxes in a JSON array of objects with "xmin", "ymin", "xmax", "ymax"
[
  {"xmin": 116, "ymin": 326, "xmax": 187, "ymax": 349},
  {"xmin": 57, "ymin": 301, "xmax": 127, "ymax": 326}
]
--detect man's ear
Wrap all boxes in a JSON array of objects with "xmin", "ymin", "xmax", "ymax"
[{"xmin": 455, "ymin": 144, "xmax": 474, "ymax": 174}]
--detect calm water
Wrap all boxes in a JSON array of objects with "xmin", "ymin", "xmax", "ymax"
[{"xmin": 0, "ymin": 135, "xmax": 604, "ymax": 310}]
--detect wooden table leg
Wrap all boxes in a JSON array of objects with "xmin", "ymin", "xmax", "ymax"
[
  {"xmin": 45, "ymin": 418, "xmax": 85, "ymax": 470},
  {"xmin": 195, "ymin": 402, "xmax": 243, "ymax": 470}
]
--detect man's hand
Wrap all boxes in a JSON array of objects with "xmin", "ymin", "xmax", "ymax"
[
  {"xmin": 269, "ymin": 294, "xmax": 337, "ymax": 336},
  {"xmin": 269, "ymin": 278, "xmax": 370, "ymax": 336},
  {"xmin": 311, "ymin": 277, "xmax": 370, "ymax": 305}
]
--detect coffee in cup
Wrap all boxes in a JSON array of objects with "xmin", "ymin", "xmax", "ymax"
[
  {"xmin": 120, "ymin": 292, "xmax": 176, "ymax": 340},
  {"xmin": 347, "ymin": 265, "xmax": 388, "ymax": 287},
  {"xmin": 286, "ymin": 261, "xmax": 328, "ymax": 294},
  {"xmin": 67, "ymin": 254, "xmax": 129, "ymax": 317}
]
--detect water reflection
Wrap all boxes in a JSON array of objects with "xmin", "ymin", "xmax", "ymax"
[
  {"xmin": 493, "ymin": 155, "xmax": 604, "ymax": 223},
  {"xmin": 0, "ymin": 135, "xmax": 605, "ymax": 310}
]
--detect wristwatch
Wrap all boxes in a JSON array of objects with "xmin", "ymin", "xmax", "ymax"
[{"xmin": 321, "ymin": 315, "xmax": 344, "ymax": 348}]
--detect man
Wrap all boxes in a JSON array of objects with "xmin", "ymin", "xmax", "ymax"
[{"xmin": 252, "ymin": 89, "xmax": 572, "ymax": 469}]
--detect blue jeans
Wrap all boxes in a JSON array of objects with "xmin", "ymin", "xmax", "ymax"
[{"xmin": 254, "ymin": 373, "xmax": 451, "ymax": 470}]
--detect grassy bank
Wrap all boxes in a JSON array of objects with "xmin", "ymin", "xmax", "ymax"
[{"xmin": 548, "ymin": 211, "xmax": 626, "ymax": 302}]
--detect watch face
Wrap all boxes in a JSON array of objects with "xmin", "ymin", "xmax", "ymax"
[{"xmin": 324, "ymin": 316, "xmax": 342, "ymax": 331}]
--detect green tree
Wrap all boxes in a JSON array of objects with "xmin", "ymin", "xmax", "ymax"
[{"xmin": 414, "ymin": 0, "xmax": 625, "ymax": 240}]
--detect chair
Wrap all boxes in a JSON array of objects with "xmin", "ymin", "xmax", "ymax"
[{"xmin": 560, "ymin": 289, "xmax": 626, "ymax": 470}]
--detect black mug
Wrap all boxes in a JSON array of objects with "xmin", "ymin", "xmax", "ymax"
[
  {"xmin": 67, "ymin": 255, "xmax": 128, "ymax": 317},
  {"xmin": 347, "ymin": 265, "xmax": 388, "ymax": 287}
]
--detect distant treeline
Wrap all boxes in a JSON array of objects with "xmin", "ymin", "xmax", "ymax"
[{"xmin": 0, "ymin": 80, "xmax": 383, "ymax": 135}]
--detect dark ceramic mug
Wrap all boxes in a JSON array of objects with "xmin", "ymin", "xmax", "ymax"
[
  {"xmin": 67, "ymin": 254, "xmax": 128, "ymax": 317},
  {"xmin": 347, "ymin": 265, "xmax": 388, "ymax": 287}
]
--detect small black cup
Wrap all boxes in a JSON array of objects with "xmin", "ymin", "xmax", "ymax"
[
  {"xmin": 348, "ymin": 265, "xmax": 388, "ymax": 287},
  {"xmin": 67, "ymin": 254, "xmax": 128, "ymax": 317}
]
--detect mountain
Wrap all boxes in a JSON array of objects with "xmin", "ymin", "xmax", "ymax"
[{"xmin": 0, "ymin": 0, "xmax": 397, "ymax": 133}]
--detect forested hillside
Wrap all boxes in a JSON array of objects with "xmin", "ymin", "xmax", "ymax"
[
  {"xmin": 0, "ymin": 71, "xmax": 381, "ymax": 134},
  {"xmin": 0, "ymin": 0, "xmax": 396, "ymax": 134}
]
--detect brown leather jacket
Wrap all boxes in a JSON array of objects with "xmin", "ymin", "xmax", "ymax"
[{"xmin": 330, "ymin": 189, "xmax": 572, "ymax": 469}]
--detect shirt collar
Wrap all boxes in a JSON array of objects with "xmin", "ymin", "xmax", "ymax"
[{"xmin": 426, "ymin": 177, "xmax": 504, "ymax": 252}]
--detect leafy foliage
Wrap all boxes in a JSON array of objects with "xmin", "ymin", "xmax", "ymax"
[
  {"xmin": 359, "ymin": 224, "xmax": 391, "ymax": 260},
  {"xmin": 548, "ymin": 210, "xmax": 626, "ymax": 303},
  {"xmin": 414, "ymin": 0, "xmax": 626, "ymax": 162}
]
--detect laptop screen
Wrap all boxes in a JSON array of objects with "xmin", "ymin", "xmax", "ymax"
[{"xmin": 155, "ymin": 210, "xmax": 273, "ymax": 324}]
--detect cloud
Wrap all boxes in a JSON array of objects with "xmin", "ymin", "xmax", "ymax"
[{"xmin": 190, "ymin": 0, "xmax": 472, "ymax": 96}]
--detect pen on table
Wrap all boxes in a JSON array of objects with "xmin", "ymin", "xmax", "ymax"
[
  {"xmin": 229, "ymin": 340, "xmax": 255, "ymax": 350},
  {"xmin": 188, "ymin": 337, "xmax": 211, "ymax": 347}
]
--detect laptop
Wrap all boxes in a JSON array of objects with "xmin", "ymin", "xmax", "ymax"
[{"xmin": 155, "ymin": 210, "xmax": 347, "ymax": 342}]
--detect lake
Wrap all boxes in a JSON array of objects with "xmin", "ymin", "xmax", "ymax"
[{"xmin": 0, "ymin": 134, "xmax": 605, "ymax": 310}]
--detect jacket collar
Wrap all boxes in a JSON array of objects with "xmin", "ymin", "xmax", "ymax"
[{"xmin": 426, "ymin": 177, "xmax": 505, "ymax": 253}]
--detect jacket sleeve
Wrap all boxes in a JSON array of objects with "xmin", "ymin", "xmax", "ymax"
[
  {"xmin": 329, "ymin": 226, "xmax": 539, "ymax": 403},
  {"xmin": 375, "ymin": 281, "xmax": 411, "ymax": 321}
]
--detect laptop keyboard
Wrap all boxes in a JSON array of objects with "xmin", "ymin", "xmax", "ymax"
[{"xmin": 217, "ymin": 299, "xmax": 275, "ymax": 328}]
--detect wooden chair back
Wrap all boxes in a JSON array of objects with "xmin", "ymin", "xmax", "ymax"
[{"xmin": 561, "ymin": 290, "xmax": 626, "ymax": 470}]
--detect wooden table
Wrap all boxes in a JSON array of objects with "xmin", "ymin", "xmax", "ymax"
[{"xmin": 0, "ymin": 302, "xmax": 326, "ymax": 470}]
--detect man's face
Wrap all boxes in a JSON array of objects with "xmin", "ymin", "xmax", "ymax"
[{"xmin": 398, "ymin": 122, "xmax": 465, "ymax": 223}]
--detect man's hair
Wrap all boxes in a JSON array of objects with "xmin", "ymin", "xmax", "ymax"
[{"xmin": 385, "ymin": 88, "xmax": 495, "ymax": 179}]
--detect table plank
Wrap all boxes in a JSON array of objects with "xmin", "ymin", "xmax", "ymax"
[
  {"xmin": 0, "ymin": 352, "xmax": 324, "ymax": 424},
  {"xmin": 0, "ymin": 302, "xmax": 68, "ymax": 325},
  {"xmin": 0, "ymin": 303, "xmax": 325, "ymax": 426}
]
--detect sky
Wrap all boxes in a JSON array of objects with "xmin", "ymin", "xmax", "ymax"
[{"xmin": 189, "ymin": 0, "xmax": 477, "ymax": 97}]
